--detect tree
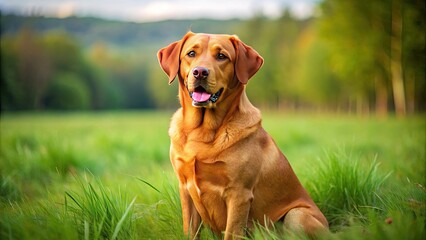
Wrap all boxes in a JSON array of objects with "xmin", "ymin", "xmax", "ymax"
[
  {"xmin": 16, "ymin": 28, "xmax": 51, "ymax": 109},
  {"xmin": 318, "ymin": 0, "xmax": 425, "ymax": 116},
  {"xmin": 241, "ymin": 11, "xmax": 308, "ymax": 109},
  {"xmin": 318, "ymin": 0, "xmax": 390, "ymax": 114},
  {"xmin": 1, "ymin": 28, "xmax": 110, "ymax": 111},
  {"xmin": 88, "ymin": 42, "xmax": 156, "ymax": 109},
  {"xmin": 294, "ymin": 26, "xmax": 341, "ymax": 109},
  {"xmin": 1, "ymin": 36, "xmax": 21, "ymax": 110},
  {"xmin": 390, "ymin": 0, "xmax": 406, "ymax": 116},
  {"xmin": 44, "ymin": 72, "xmax": 90, "ymax": 110},
  {"xmin": 401, "ymin": 0, "xmax": 426, "ymax": 113}
]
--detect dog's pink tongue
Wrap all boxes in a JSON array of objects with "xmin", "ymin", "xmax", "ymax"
[{"xmin": 192, "ymin": 92, "xmax": 211, "ymax": 102}]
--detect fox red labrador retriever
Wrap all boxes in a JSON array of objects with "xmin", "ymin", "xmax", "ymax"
[{"xmin": 157, "ymin": 32, "xmax": 328, "ymax": 239}]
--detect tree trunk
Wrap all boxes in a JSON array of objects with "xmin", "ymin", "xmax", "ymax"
[
  {"xmin": 390, "ymin": 0, "xmax": 406, "ymax": 116},
  {"xmin": 375, "ymin": 75, "xmax": 388, "ymax": 117},
  {"xmin": 405, "ymin": 71, "xmax": 415, "ymax": 114}
]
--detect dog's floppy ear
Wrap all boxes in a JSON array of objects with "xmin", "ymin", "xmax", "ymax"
[
  {"xmin": 157, "ymin": 32, "xmax": 194, "ymax": 84},
  {"xmin": 230, "ymin": 36, "xmax": 264, "ymax": 84}
]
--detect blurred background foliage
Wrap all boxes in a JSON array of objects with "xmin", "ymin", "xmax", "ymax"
[{"xmin": 1, "ymin": 0, "xmax": 424, "ymax": 116}]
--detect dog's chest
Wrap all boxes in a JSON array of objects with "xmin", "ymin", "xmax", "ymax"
[
  {"xmin": 195, "ymin": 160, "xmax": 230, "ymax": 230},
  {"xmin": 176, "ymin": 145, "xmax": 230, "ymax": 196},
  {"xmin": 174, "ymin": 144, "xmax": 230, "ymax": 230}
]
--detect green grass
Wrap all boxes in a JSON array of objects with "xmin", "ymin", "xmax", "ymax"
[
  {"xmin": 65, "ymin": 173, "xmax": 137, "ymax": 240},
  {"xmin": 0, "ymin": 111, "xmax": 425, "ymax": 239},
  {"xmin": 307, "ymin": 150, "xmax": 391, "ymax": 230}
]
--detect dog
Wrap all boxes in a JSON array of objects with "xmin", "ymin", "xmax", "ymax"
[{"xmin": 157, "ymin": 32, "xmax": 328, "ymax": 239}]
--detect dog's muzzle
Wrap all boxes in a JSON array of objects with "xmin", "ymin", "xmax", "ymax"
[{"xmin": 189, "ymin": 87, "xmax": 223, "ymax": 107}]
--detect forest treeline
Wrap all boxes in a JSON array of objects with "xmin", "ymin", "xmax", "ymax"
[{"xmin": 1, "ymin": 0, "xmax": 424, "ymax": 115}]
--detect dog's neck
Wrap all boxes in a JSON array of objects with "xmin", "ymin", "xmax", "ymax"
[{"xmin": 177, "ymin": 82, "xmax": 261, "ymax": 134}]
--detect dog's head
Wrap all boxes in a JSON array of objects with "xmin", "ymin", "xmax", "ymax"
[{"xmin": 158, "ymin": 32, "xmax": 263, "ymax": 108}]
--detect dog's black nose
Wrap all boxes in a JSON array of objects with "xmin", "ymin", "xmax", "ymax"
[{"xmin": 192, "ymin": 67, "xmax": 209, "ymax": 80}]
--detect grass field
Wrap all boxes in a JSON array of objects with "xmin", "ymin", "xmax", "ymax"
[{"xmin": 0, "ymin": 111, "xmax": 425, "ymax": 239}]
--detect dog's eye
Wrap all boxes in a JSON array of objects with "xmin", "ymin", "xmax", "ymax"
[
  {"xmin": 217, "ymin": 53, "xmax": 227, "ymax": 60},
  {"xmin": 187, "ymin": 50, "xmax": 196, "ymax": 57}
]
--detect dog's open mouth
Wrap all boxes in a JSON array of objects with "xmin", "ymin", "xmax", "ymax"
[{"xmin": 189, "ymin": 86, "xmax": 223, "ymax": 107}]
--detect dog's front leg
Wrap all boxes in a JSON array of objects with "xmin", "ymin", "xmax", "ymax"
[
  {"xmin": 224, "ymin": 189, "xmax": 253, "ymax": 240},
  {"xmin": 179, "ymin": 185, "xmax": 201, "ymax": 239}
]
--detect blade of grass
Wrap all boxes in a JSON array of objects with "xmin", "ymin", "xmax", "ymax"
[
  {"xmin": 137, "ymin": 177, "xmax": 161, "ymax": 193},
  {"xmin": 111, "ymin": 196, "xmax": 136, "ymax": 240}
]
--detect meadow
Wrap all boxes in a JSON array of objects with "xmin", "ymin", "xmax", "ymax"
[{"xmin": 0, "ymin": 111, "xmax": 425, "ymax": 239}]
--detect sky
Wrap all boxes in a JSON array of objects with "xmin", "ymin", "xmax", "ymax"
[{"xmin": 0, "ymin": 0, "xmax": 319, "ymax": 22}]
